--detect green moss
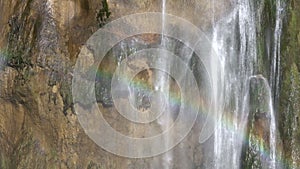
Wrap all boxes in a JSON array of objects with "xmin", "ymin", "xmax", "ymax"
[
  {"xmin": 87, "ymin": 161, "xmax": 105, "ymax": 169},
  {"xmin": 96, "ymin": 0, "xmax": 111, "ymax": 27},
  {"xmin": 255, "ymin": 0, "xmax": 276, "ymax": 76},
  {"xmin": 279, "ymin": 63, "xmax": 300, "ymax": 168},
  {"xmin": 50, "ymin": 149, "xmax": 58, "ymax": 160},
  {"xmin": 6, "ymin": 0, "xmax": 36, "ymax": 71},
  {"xmin": 0, "ymin": 153, "xmax": 9, "ymax": 169},
  {"xmin": 60, "ymin": 79, "xmax": 74, "ymax": 115},
  {"xmin": 281, "ymin": 0, "xmax": 300, "ymax": 68},
  {"xmin": 279, "ymin": 0, "xmax": 300, "ymax": 167}
]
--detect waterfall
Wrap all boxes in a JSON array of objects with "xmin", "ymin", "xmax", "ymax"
[
  {"xmin": 153, "ymin": 0, "xmax": 173, "ymax": 168},
  {"xmin": 270, "ymin": 0, "xmax": 285, "ymax": 106},
  {"xmin": 211, "ymin": 0, "xmax": 284, "ymax": 168},
  {"xmin": 110, "ymin": 0, "xmax": 285, "ymax": 168},
  {"xmin": 211, "ymin": 0, "xmax": 257, "ymax": 167}
]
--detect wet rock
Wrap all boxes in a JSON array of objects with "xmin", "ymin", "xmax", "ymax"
[
  {"xmin": 0, "ymin": 0, "xmax": 231, "ymax": 168},
  {"xmin": 279, "ymin": 0, "xmax": 300, "ymax": 167},
  {"xmin": 241, "ymin": 76, "xmax": 276, "ymax": 169}
]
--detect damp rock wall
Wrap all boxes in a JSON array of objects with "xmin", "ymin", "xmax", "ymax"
[{"xmin": 0, "ymin": 0, "xmax": 229, "ymax": 168}]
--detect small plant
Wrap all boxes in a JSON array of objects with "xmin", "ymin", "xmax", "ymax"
[
  {"xmin": 96, "ymin": 0, "xmax": 111, "ymax": 27},
  {"xmin": 6, "ymin": 15, "xmax": 32, "ymax": 71}
]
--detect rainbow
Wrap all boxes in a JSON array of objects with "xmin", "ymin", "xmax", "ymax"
[
  {"xmin": 94, "ymin": 66, "xmax": 293, "ymax": 168},
  {"xmin": 0, "ymin": 47, "xmax": 294, "ymax": 168}
]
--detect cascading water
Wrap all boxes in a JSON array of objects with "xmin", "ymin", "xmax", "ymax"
[
  {"xmin": 136, "ymin": 0, "xmax": 285, "ymax": 168},
  {"xmin": 155, "ymin": 0, "xmax": 173, "ymax": 168},
  {"xmin": 270, "ymin": 0, "xmax": 285, "ymax": 107},
  {"xmin": 248, "ymin": 75, "xmax": 277, "ymax": 169},
  {"xmin": 96, "ymin": 0, "xmax": 285, "ymax": 168},
  {"xmin": 210, "ymin": 0, "xmax": 284, "ymax": 168},
  {"xmin": 211, "ymin": 1, "xmax": 257, "ymax": 168},
  {"xmin": 0, "ymin": 0, "xmax": 295, "ymax": 168}
]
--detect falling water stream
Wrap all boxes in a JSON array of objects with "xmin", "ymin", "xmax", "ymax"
[
  {"xmin": 156, "ymin": 0, "xmax": 173, "ymax": 168},
  {"xmin": 0, "ymin": 0, "xmax": 292, "ymax": 168},
  {"xmin": 271, "ymin": 0, "xmax": 284, "ymax": 106},
  {"xmin": 210, "ymin": 0, "xmax": 284, "ymax": 168},
  {"xmin": 155, "ymin": 0, "xmax": 284, "ymax": 168},
  {"xmin": 249, "ymin": 75, "xmax": 277, "ymax": 169},
  {"xmin": 96, "ymin": 0, "xmax": 285, "ymax": 168}
]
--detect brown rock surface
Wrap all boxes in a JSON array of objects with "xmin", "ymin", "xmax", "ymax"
[{"xmin": 0, "ymin": 0, "xmax": 230, "ymax": 168}]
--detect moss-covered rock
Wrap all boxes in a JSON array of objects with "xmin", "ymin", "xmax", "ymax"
[{"xmin": 279, "ymin": 0, "xmax": 300, "ymax": 168}]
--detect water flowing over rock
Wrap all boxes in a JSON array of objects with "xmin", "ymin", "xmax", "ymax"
[{"xmin": 0, "ymin": 0, "xmax": 299, "ymax": 169}]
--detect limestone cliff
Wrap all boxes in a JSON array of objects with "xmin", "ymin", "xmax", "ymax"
[{"xmin": 0, "ymin": 0, "xmax": 228, "ymax": 168}]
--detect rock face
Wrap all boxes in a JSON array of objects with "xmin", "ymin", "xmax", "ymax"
[
  {"xmin": 241, "ymin": 76, "xmax": 273, "ymax": 169},
  {"xmin": 0, "ymin": 0, "xmax": 299, "ymax": 168},
  {"xmin": 279, "ymin": 0, "xmax": 300, "ymax": 167},
  {"xmin": 240, "ymin": 0, "xmax": 300, "ymax": 168},
  {"xmin": 279, "ymin": 63, "xmax": 300, "ymax": 168},
  {"xmin": 0, "ymin": 0, "xmax": 105, "ymax": 168},
  {"xmin": 0, "ymin": 0, "xmax": 230, "ymax": 168}
]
